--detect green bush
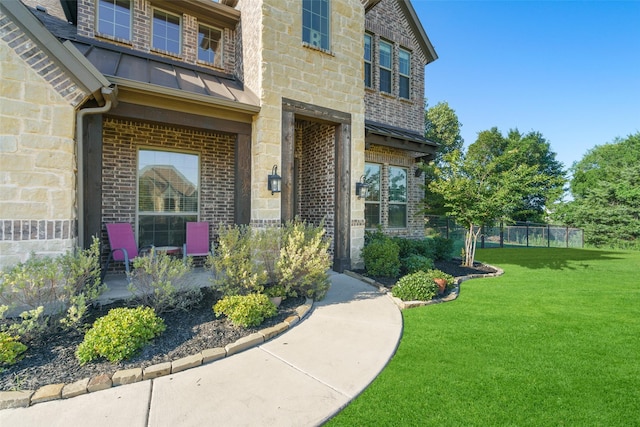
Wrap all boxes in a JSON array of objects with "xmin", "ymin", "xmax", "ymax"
[
  {"xmin": 0, "ymin": 332, "xmax": 27, "ymax": 366},
  {"xmin": 129, "ymin": 250, "xmax": 200, "ymax": 313},
  {"xmin": 362, "ymin": 237, "xmax": 400, "ymax": 277},
  {"xmin": 276, "ymin": 220, "xmax": 331, "ymax": 300},
  {"xmin": 76, "ymin": 306, "xmax": 166, "ymax": 364},
  {"xmin": 392, "ymin": 237, "xmax": 436, "ymax": 260},
  {"xmin": 401, "ymin": 254, "xmax": 434, "ymax": 274},
  {"xmin": 208, "ymin": 225, "xmax": 265, "ymax": 296},
  {"xmin": 0, "ymin": 237, "xmax": 104, "ymax": 339},
  {"xmin": 432, "ymin": 236, "xmax": 454, "ymax": 261},
  {"xmin": 391, "ymin": 271, "xmax": 439, "ymax": 301},
  {"xmin": 213, "ymin": 293, "xmax": 277, "ymax": 328},
  {"xmin": 423, "ymin": 269, "xmax": 455, "ymax": 290}
]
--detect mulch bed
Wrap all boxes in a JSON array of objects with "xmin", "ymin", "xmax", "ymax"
[{"xmin": 0, "ymin": 289, "xmax": 304, "ymax": 392}]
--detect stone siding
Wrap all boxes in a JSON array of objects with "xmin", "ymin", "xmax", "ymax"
[{"xmin": 0, "ymin": 11, "xmax": 86, "ymax": 268}]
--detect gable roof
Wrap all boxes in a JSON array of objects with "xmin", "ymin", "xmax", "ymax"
[{"xmin": 399, "ymin": 0, "xmax": 438, "ymax": 64}]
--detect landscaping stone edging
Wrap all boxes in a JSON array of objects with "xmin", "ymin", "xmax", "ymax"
[
  {"xmin": 345, "ymin": 261, "xmax": 504, "ymax": 310},
  {"xmin": 0, "ymin": 298, "xmax": 314, "ymax": 410}
]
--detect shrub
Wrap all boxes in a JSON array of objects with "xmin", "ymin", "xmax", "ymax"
[
  {"xmin": 76, "ymin": 306, "xmax": 166, "ymax": 364},
  {"xmin": 253, "ymin": 226, "xmax": 283, "ymax": 286},
  {"xmin": 276, "ymin": 220, "xmax": 331, "ymax": 300},
  {"xmin": 0, "ymin": 238, "xmax": 104, "ymax": 339},
  {"xmin": 401, "ymin": 254, "xmax": 434, "ymax": 274},
  {"xmin": 391, "ymin": 271, "xmax": 439, "ymax": 301},
  {"xmin": 362, "ymin": 237, "xmax": 400, "ymax": 277},
  {"xmin": 213, "ymin": 293, "xmax": 277, "ymax": 328},
  {"xmin": 129, "ymin": 250, "xmax": 200, "ymax": 313},
  {"xmin": 423, "ymin": 269, "xmax": 455, "ymax": 290},
  {"xmin": 432, "ymin": 236, "xmax": 454, "ymax": 261},
  {"xmin": 0, "ymin": 332, "xmax": 27, "ymax": 366},
  {"xmin": 208, "ymin": 225, "xmax": 265, "ymax": 296}
]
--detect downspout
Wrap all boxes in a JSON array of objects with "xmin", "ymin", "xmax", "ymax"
[{"xmin": 76, "ymin": 85, "xmax": 117, "ymax": 248}]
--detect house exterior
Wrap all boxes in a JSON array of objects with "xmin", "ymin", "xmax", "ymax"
[{"xmin": 0, "ymin": 0, "xmax": 437, "ymax": 272}]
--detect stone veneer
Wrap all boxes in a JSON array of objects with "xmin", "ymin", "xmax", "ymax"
[{"xmin": 0, "ymin": 9, "xmax": 87, "ymax": 269}]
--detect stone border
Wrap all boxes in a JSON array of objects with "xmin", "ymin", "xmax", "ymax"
[
  {"xmin": 0, "ymin": 298, "xmax": 314, "ymax": 410},
  {"xmin": 345, "ymin": 261, "xmax": 504, "ymax": 310}
]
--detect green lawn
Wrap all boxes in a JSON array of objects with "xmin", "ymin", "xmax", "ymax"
[{"xmin": 328, "ymin": 248, "xmax": 640, "ymax": 426}]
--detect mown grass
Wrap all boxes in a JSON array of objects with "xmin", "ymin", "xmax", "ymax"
[{"xmin": 328, "ymin": 248, "xmax": 640, "ymax": 426}]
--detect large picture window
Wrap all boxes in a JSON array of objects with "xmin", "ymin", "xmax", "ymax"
[
  {"xmin": 97, "ymin": 0, "xmax": 131, "ymax": 40},
  {"xmin": 364, "ymin": 163, "xmax": 381, "ymax": 228},
  {"xmin": 302, "ymin": 0, "xmax": 330, "ymax": 50},
  {"xmin": 379, "ymin": 40, "xmax": 392, "ymax": 94},
  {"xmin": 399, "ymin": 49, "xmax": 411, "ymax": 99},
  {"xmin": 152, "ymin": 9, "xmax": 181, "ymax": 54},
  {"xmin": 388, "ymin": 166, "xmax": 407, "ymax": 228},
  {"xmin": 364, "ymin": 34, "xmax": 372, "ymax": 88},
  {"xmin": 198, "ymin": 24, "xmax": 223, "ymax": 67},
  {"xmin": 138, "ymin": 150, "xmax": 199, "ymax": 247}
]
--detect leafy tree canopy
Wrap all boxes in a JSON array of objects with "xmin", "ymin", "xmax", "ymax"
[
  {"xmin": 424, "ymin": 101, "xmax": 464, "ymax": 165},
  {"xmin": 555, "ymin": 133, "xmax": 640, "ymax": 248}
]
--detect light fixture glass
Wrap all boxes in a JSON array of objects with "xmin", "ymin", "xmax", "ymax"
[
  {"xmin": 355, "ymin": 175, "xmax": 369, "ymax": 199},
  {"xmin": 268, "ymin": 165, "xmax": 281, "ymax": 195}
]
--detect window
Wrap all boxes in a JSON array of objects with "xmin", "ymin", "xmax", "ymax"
[
  {"xmin": 152, "ymin": 9, "xmax": 181, "ymax": 54},
  {"xmin": 138, "ymin": 150, "xmax": 199, "ymax": 247},
  {"xmin": 364, "ymin": 34, "xmax": 372, "ymax": 88},
  {"xmin": 97, "ymin": 0, "xmax": 131, "ymax": 40},
  {"xmin": 198, "ymin": 24, "xmax": 223, "ymax": 67},
  {"xmin": 302, "ymin": 0, "xmax": 330, "ymax": 50},
  {"xmin": 379, "ymin": 40, "xmax": 392, "ymax": 93},
  {"xmin": 399, "ymin": 49, "xmax": 411, "ymax": 99},
  {"xmin": 388, "ymin": 167, "xmax": 407, "ymax": 228},
  {"xmin": 364, "ymin": 163, "xmax": 381, "ymax": 228}
]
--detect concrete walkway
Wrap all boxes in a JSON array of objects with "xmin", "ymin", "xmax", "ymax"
[{"xmin": 0, "ymin": 272, "xmax": 402, "ymax": 426}]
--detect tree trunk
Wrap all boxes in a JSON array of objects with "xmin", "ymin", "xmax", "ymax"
[{"xmin": 463, "ymin": 223, "xmax": 482, "ymax": 267}]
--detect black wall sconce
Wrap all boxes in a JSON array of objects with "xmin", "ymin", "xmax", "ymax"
[
  {"xmin": 268, "ymin": 165, "xmax": 282, "ymax": 195},
  {"xmin": 355, "ymin": 175, "xmax": 369, "ymax": 199}
]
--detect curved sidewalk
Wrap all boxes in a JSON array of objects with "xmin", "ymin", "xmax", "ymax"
[{"xmin": 0, "ymin": 272, "xmax": 402, "ymax": 427}]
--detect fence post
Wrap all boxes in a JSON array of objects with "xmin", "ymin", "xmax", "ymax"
[
  {"xmin": 500, "ymin": 221, "xmax": 504, "ymax": 248},
  {"xmin": 446, "ymin": 218, "xmax": 450, "ymax": 239},
  {"xmin": 481, "ymin": 225, "xmax": 485, "ymax": 248},
  {"xmin": 547, "ymin": 224, "xmax": 550, "ymax": 248},
  {"xmin": 526, "ymin": 222, "xmax": 530, "ymax": 247},
  {"xmin": 566, "ymin": 226, "xmax": 569, "ymax": 248}
]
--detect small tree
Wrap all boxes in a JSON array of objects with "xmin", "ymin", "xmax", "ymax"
[{"xmin": 426, "ymin": 146, "xmax": 554, "ymax": 267}]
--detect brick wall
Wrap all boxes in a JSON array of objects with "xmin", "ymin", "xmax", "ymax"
[
  {"xmin": 364, "ymin": 0, "xmax": 427, "ymax": 134},
  {"xmin": 101, "ymin": 117, "xmax": 236, "ymax": 266},
  {"xmin": 0, "ymin": 11, "xmax": 87, "ymax": 268}
]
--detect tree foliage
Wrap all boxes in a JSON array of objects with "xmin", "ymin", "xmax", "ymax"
[
  {"xmin": 555, "ymin": 133, "xmax": 640, "ymax": 248},
  {"xmin": 426, "ymin": 138, "xmax": 560, "ymax": 266},
  {"xmin": 424, "ymin": 101, "xmax": 464, "ymax": 165}
]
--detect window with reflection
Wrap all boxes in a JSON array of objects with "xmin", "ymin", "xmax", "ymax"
[
  {"xmin": 379, "ymin": 40, "xmax": 392, "ymax": 93},
  {"xmin": 399, "ymin": 49, "xmax": 411, "ymax": 99},
  {"xmin": 302, "ymin": 0, "xmax": 330, "ymax": 50},
  {"xmin": 138, "ymin": 150, "xmax": 199, "ymax": 247},
  {"xmin": 97, "ymin": 0, "xmax": 131, "ymax": 40},
  {"xmin": 364, "ymin": 34, "xmax": 372, "ymax": 88},
  {"xmin": 388, "ymin": 166, "xmax": 407, "ymax": 228},
  {"xmin": 198, "ymin": 24, "xmax": 223, "ymax": 67},
  {"xmin": 364, "ymin": 163, "xmax": 381, "ymax": 228},
  {"xmin": 152, "ymin": 9, "xmax": 181, "ymax": 54}
]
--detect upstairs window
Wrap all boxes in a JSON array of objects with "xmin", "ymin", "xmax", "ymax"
[
  {"xmin": 388, "ymin": 166, "xmax": 407, "ymax": 228},
  {"xmin": 379, "ymin": 40, "xmax": 392, "ymax": 94},
  {"xmin": 399, "ymin": 49, "xmax": 411, "ymax": 99},
  {"xmin": 198, "ymin": 24, "xmax": 223, "ymax": 68},
  {"xmin": 152, "ymin": 9, "xmax": 181, "ymax": 54},
  {"xmin": 364, "ymin": 34, "xmax": 372, "ymax": 88},
  {"xmin": 364, "ymin": 163, "xmax": 381, "ymax": 228},
  {"xmin": 302, "ymin": 0, "xmax": 330, "ymax": 51},
  {"xmin": 97, "ymin": 0, "xmax": 131, "ymax": 40}
]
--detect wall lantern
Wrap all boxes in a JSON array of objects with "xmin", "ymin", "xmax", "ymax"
[
  {"xmin": 268, "ymin": 165, "xmax": 282, "ymax": 195},
  {"xmin": 355, "ymin": 175, "xmax": 369, "ymax": 199}
]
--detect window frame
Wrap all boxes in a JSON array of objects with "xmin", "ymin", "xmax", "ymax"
[
  {"xmin": 302, "ymin": 0, "xmax": 331, "ymax": 51},
  {"xmin": 198, "ymin": 23, "xmax": 224, "ymax": 67},
  {"xmin": 388, "ymin": 166, "xmax": 408, "ymax": 228},
  {"xmin": 136, "ymin": 148, "xmax": 200, "ymax": 247},
  {"xmin": 151, "ymin": 8, "xmax": 182, "ymax": 55},
  {"xmin": 399, "ymin": 48, "xmax": 411, "ymax": 100},
  {"xmin": 364, "ymin": 163, "xmax": 382, "ymax": 229},
  {"xmin": 379, "ymin": 40, "xmax": 392, "ymax": 94},
  {"xmin": 364, "ymin": 34, "xmax": 372, "ymax": 88},
  {"xmin": 97, "ymin": 0, "xmax": 132, "ymax": 41}
]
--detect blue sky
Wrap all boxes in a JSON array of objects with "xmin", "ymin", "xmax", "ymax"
[{"xmin": 413, "ymin": 0, "xmax": 640, "ymax": 172}]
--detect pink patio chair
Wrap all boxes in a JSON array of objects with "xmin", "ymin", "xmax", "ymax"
[
  {"xmin": 183, "ymin": 221, "xmax": 212, "ymax": 260},
  {"xmin": 104, "ymin": 223, "xmax": 149, "ymax": 277}
]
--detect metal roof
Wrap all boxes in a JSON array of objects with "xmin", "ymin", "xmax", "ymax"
[{"xmin": 365, "ymin": 120, "xmax": 438, "ymax": 155}]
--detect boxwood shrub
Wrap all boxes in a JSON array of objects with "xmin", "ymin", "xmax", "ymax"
[
  {"xmin": 213, "ymin": 293, "xmax": 277, "ymax": 328},
  {"xmin": 362, "ymin": 237, "xmax": 400, "ymax": 277},
  {"xmin": 391, "ymin": 271, "xmax": 439, "ymax": 302}
]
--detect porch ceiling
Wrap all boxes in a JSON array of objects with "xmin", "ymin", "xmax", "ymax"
[{"xmin": 365, "ymin": 120, "xmax": 438, "ymax": 156}]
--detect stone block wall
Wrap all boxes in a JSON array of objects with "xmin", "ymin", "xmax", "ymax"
[
  {"xmin": 0, "ymin": 11, "xmax": 87, "ymax": 269},
  {"xmin": 101, "ymin": 117, "xmax": 236, "ymax": 266}
]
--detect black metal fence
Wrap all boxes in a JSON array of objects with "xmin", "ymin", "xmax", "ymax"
[{"xmin": 425, "ymin": 216, "xmax": 584, "ymax": 250}]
